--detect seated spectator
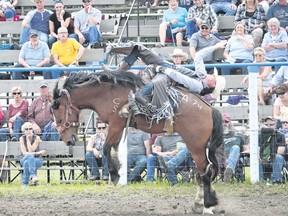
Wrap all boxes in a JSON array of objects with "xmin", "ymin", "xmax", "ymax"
[
  {"xmin": 50, "ymin": 27, "xmax": 85, "ymax": 79},
  {"xmin": 146, "ymin": 133, "xmax": 189, "ymax": 185},
  {"xmin": 127, "ymin": 127, "xmax": 151, "ymax": 183},
  {"xmin": 0, "ymin": 86, "xmax": 28, "ymax": 141},
  {"xmin": 259, "ymin": 116, "xmax": 286, "ymax": 184},
  {"xmin": 85, "ymin": 122, "xmax": 109, "ymax": 183},
  {"xmin": 48, "ymin": 0, "xmax": 73, "ymax": 48},
  {"xmin": 70, "ymin": 0, "xmax": 102, "ymax": 48},
  {"xmin": 261, "ymin": 17, "xmax": 288, "ymax": 73},
  {"xmin": 27, "ymin": 81, "xmax": 60, "ymax": 141},
  {"xmin": 157, "ymin": 0, "xmax": 187, "ymax": 47},
  {"xmin": 272, "ymin": 84, "xmax": 288, "ymax": 127},
  {"xmin": 234, "ymin": 0, "xmax": 267, "ymax": 47},
  {"xmin": 12, "ymin": 29, "xmax": 51, "ymax": 80},
  {"xmin": 186, "ymin": 0, "xmax": 218, "ymax": 40},
  {"xmin": 241, "ymin": 47, "xmax": 272, "ymax": 105},
  {"xmin": 221, "ymin": 113, "xmax": 248, "ymax": 182},
  {"xmin": 169, "ymin": 48, "xmax": 189, "ymax": 65},
  {"xmin": 0, "ymin": 0, "xmax": 17, "ymax": 21},
  {"xmin": 267, "ymin": 0, "xmax": 288, "ymax": 33},
  {"xmin": 222, "ymin": 21, "xmax": 254, "ymax": 75},
  {"xmin": 19, "ymin": 0, "xmax": 52, "ymax": 46},
  {"xmin": 19, "ymin": 122, "xmax": 46, "ymax": 186},
  {"xmin": 206, "ymin": 0, "xmax": 237, "ymax": 16},
  {"xmin": 189, "ymin": 20, "xmax": 221, "ymax": 67},
  {"xmin": 278, "ymin": 117, "xmax": 288, "ymax": 144}
]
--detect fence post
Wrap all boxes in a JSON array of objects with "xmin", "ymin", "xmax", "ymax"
[{"xmin": 118, "ymin": 128, "xmax": 128, "ymax": 185}]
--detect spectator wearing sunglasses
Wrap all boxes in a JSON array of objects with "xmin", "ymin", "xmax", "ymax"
[
  {"xmin": 258, "ymin": 116, "xmax": 285, "ymax": 184},
  {"xmin": 0, "ymin": 86, "xmax": 28, "ymax": 141},
  {"xmin": 27, "ymin": 81, "xmax": 60, "ymax": 141},
  {"xmin": 19, "ymin": 122, "xmax": 46, "ymax": 186},
  {"xmin": 273, "ymin": 84, "xmax": 288, "ymax": 127},
  {"xmin": 278, "ymin": 117, "xmax": 288, "ymax": 144}
]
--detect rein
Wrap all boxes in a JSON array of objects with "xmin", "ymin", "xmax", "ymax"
[{"xmin": 56, "ymin": 89, "xmax": 81, "ymax": 134}]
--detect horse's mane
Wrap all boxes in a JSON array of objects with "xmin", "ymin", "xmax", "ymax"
[{"xmin": 52, "ymin": 71, "xmax": 144, "ymax": 108}]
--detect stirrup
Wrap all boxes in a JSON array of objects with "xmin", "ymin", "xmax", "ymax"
[{"xmin": 163, "ymin": 117, "xmax": 174, "ymax": 135}]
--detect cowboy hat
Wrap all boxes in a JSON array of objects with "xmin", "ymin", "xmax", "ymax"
[
  {"xmin": 169, "ymin": 48, "xmax": 188, "ymax": 62},
  {"xmin": 211, "ymin": 68, "xmax": 226, "ymax": 99}
]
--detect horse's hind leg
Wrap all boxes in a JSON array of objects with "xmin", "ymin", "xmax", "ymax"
[
  {"xmin": 103, "ymin": 144, "xmax": 120, "ymax": 185},
  {"xmin": 202, "ymin": 167, "xmax": 218, "ymax": 214}
]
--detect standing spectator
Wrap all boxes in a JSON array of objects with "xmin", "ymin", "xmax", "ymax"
[
  {"xmin": 70, "ymin": 0, "xmax": 102, "ymax": 48},
  {"xmin": 0, "ymin": 86, "xmax": 28, "ymax": 141},
  {"xmin": 273, "ymin": 84, "xmax": 288, "ymax": 125},
  {"xmin": 261, "ymin": 18, "xmax": 288, "ymax": 73},
  {"xmin": 19, "ymin": 0, "xmax": 52, "ymax": 46},
  {"xmin": 186, "ymin": 0, "xmax": 219, "ymax": 40},
  {"xmin": 241, "ymin": 47, "xmax": 272, "ymax": 105},
  {"xmin": 222, "ymin": 21, "xmax": 254, "ymax": 75},
  {"xmin": 157, "ymin": 0, "xmax": 187, "ymax": 47},
  {"xmin": 12, "ymin": 29, "xmax": 51, "ymax": 80},
  {"xmin": 266, "ymin": 0, "xmax": 288, "ymax": 32},
  {"xmin": 50, "ymin": 27, "xmax": 85, "ymax": 79},
  {"xmin": 0, "ymin": 0, "xmax": 17, "ymax": 21},
  {"xmin": 259, "ymin": 116, "xmax": 286, "ymax": 184},
  {"xmin": 206, "ymin": 0, "xmax": 237, "ymax": 16},
  {"xmin": 19, "ymin": 122, "xmax": 46, "ymax": 186},
  {"xmin": 127, "ymin": 127, "xmax": 151, "ymax": 183},
  {"xmin": 85, "ymin": 122, "xmax": 109, "ymax": 183},
  {"xmin": 48, "ymin": 0, "xmax": 73, "ymax": 48},
  {"xmin": 27, "ymin": 81, "xmax": 60, "ymax": 141},
  {"xmin": 189, "ymin": 21, "xmax": 221, "ymax": 65},
  {"xmin": 234, "ymin": 0, "xmax": 267, "ymax": 47},
  {"xmin": 146, "ymin": 133, "xmax": 189, "ymax": 184}
]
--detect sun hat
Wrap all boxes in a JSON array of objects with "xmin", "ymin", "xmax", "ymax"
[
  {"xmin": 211, "ymin": 68, "xmax": 226, "ymax": 99},
  {"xmin": 169, "ymin": 48, "xmax": 188, "ymax": 62}
]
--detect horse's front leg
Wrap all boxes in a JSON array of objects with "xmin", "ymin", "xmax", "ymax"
[{"xmin": 103, "ymin": 143, "xmax": 120, "ymax": 185}]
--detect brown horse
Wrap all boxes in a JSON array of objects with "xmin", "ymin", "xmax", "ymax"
[{"xmin": 52, "ymin": 71, "xmax": 223, "ymax": 214}]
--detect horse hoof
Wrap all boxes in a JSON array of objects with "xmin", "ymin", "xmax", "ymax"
[
  {"xmin": 203, "ymin": 206, "xmax": 215, "ymax": 215},
  {"xmin": 111, "ymin": 175, "xmax": 120, "ymax": 185},
  {"xmin": 192, "ymin": 202, "xmax": 203, "ymax": 214}
]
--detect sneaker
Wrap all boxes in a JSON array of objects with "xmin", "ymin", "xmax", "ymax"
[
  {"xmin": 223, "ymin": 167, "xmax": 233, "ymax": 182},
  {"xmin": 90, "ymin": 175, "xmax": 100, "ymax": 181},
  {"xmin": 181, "ymin": 41, "xmax": 189, "ymax": 46},
  {"xmin": 102, "ymin": 176, "xmax": 109, "ymax": 181},
  {"xmin": 30, "ymin": 175, "xmax": 39, "ymax": 185},
  {"xmin": 91, "ymin": 42, "xmax": 101, "ymax": 49},
  {"xmin": 158, "ymin": 156, "xmax": 168, "ymax": 173},
  {"xmin": 10, "ymin": 137, "xmax": 18, "ymax": 142},
  {"xmin": 155, "ymin": 43, "xmax": 165, "ymax": 48}
]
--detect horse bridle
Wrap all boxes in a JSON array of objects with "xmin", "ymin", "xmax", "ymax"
[{"xmin": 55, "ymin": 89, "xmax": 81, "ymax": 134}]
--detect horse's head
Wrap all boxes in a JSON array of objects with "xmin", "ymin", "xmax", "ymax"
[{"xmin": 52, "ymin": 85, "xmax": 80, "ymax": 146}]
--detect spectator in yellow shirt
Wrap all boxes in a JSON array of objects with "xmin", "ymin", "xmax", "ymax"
[{"xmin": 50, "ymin": 27, "xmax": 84, "ymax": 78}]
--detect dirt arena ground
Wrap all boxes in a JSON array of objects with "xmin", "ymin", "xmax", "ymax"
[{"xmin": 0, "ymin": 183, "xmax": 286, "ymax": 216}]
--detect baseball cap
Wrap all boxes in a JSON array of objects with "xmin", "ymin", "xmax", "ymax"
[
  {"xmin": 200, "ymin": 21, "xmax": 211, "ymax": 28},
  {"xmin": 39, "ymin": 81, "xmax": 48, "ymax": 88},
  {"xmin": 29, "ymin": 29, "xmax": 38, "ymax": 38}
]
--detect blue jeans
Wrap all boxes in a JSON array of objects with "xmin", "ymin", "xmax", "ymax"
[
  {"xmin": 0, "ymin": 116, "xmax": 24, "ymax": 141},
  {"xmin": 146, "ymin": 154, "xmax": 157, "ymax": 182},
  {"xmin": 221, "ymin": 59, "xmax": 252, "ymax": 75},
  {"xmin": 41, "ymin": 121, "xmax": 60, "ymax": 141},
  {"xmin": 4, "ymin": 9, "xmax": 16, "ymax": 21},
  {"xmin": 48, "ymin": 35, "xmax": 57, "ymax": 49},
  {"xmin": 186, "ymin": 20, "xmax": 199, "ymax": 40},
  {"xmin": 259, "ymin": 154, "xmax": 285, "ymax": 182},
  {"xmin": 226, "ymin": 145, "xmax": 240, "ymax": 171},
  {"xmin": 127, "ymin": 154, "xmax": 147, "ymax": 182},
  {"xmin": 20, "ymin": 154, "xmax": 43, "ymax": 185},
  {"xmin": 162, "ymin": 147, "xmax": 189, "ymax": 185},
  {"xmin": 69, "ymin": 26, "xmax": 101, "ymax": 45},
  {"xmin": 85, "ymin": 151, "xmax": 109, "ymax": 178},
  {"xmin": 211, "ymin": 2, "xmax": 236, "ymax": 16},
  {"xmin": 19, "ymin": 26, "xmax": 49, "ymax": 45},
  {"xmin": 12, "ymin": 63, "xmax": 52, "ymax": 80}
]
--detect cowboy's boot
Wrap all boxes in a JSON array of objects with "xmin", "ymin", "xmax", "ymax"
[
  {"xmin": 137, "ymin": 44, "xmax": 164, "ymax": 65},
  {"xmin": 135, "ymin": 92, "xmax": 157, "ymax": 112},
  {"xmin": 102, "ymin": 61, "xmax": 130, "ymax": 73},
  {"xmin": 108, "ymin": 43, "xmax": 137, "ymax": 55}
]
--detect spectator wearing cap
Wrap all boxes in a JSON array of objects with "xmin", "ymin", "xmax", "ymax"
[
  {"xmin": 0, "ymin": 86, "xmax": 29, "ymax": 141},
  {"xmin": 186, "ymin": 0, "xmax": 218, "ymax": 40},
  {"xmin": 12, "ymin": 29, "xmax": 51, "ymax": 80},
  {"xmin": 205, "ymin": 0, "xmax": 237, "ymax": 16},
  {"xmin": 222, "ymin": 21, "xmax": 254, "ymax": 75},
  {"xmin": 69, "ymin": 0, "xmax": 102, "ymax": 48},
  {"xmin": 48, "ymin": 0, "xmax": 73, "ymax": 49},
  {"xmin": 157, "ymin": 0, "xmax": 187, "ymax": 47},
  {"xmin": 259, "ymin": 116, "xmax": 286, "ymax": 183},
  {"xmin": 19, "ymin": 0, "xmax": 52, "ymax": 46},
  {"xmin": 50, "ymin": 27, "xmax": 85, "ymax": 79},
  {"xmin": 219, "ymin": 113, "xmax": 247, "ymax": 182},
  {"xmin": 27, "ymin": 81, "xmax": 60, "ymax": 141}
]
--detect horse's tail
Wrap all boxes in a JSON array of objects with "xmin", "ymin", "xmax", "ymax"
[{"xmin": 207, "ymin": 108, "xmax": 223, "ymax": 181}]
